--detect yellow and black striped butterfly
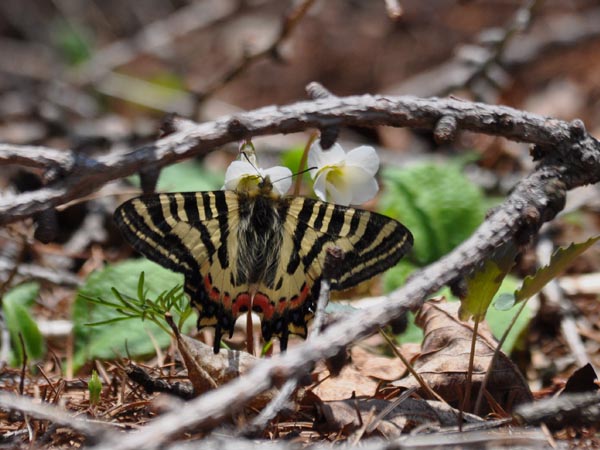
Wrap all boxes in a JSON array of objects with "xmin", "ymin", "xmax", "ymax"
[{"xmin": 114, "ymin": 177, "xmax": 412, "ymax": 352}]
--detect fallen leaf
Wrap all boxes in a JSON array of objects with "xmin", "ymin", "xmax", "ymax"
[
  {"xmin": 351, "ymin": 346, "xmax": 408, "ymax": 381},
  {"xmin": 391, "ymin": 298, "xmax": 532, "ymax": 413},
  {"xmin": 312, "ymin": 362, "xmax": 378, "ymax": 401},
  {"xmin": 562, "ymin": 363, "xmax": 598, "ymax": 394},
  {"xmin": 177, "ymin": 334, "xmax": 278, "ymax": 409},
  {"xmin": 313, "ymin": 397, "xmax": 480, "ymax": 438}
]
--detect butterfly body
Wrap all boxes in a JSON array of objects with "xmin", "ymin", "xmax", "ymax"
[{"xmin": 115, "ymin": 177, "xmax": 412, "ymax": 352}]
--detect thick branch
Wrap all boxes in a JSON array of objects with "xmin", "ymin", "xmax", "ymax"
[{"xmin": 1, "ymin": 94, "xmax": 599, "ymax": 224}]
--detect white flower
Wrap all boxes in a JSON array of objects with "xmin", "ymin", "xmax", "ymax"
[
  {"xmin": 308, "ymin": 142, "xmax": 380, "ymax": 206},
  {"xmin": 223, "ymin": 160, "xmax": 292, "ymax": 196}
]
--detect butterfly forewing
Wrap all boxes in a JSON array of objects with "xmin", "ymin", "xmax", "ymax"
[
  {"xmin": 114, "ymin": 188, "xmax": 413, "ymax": 353},
  {"xmin": 285, "ymin": 197, "xmax": 412, "ymax": 291}
]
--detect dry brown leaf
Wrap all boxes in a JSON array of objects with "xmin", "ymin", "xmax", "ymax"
[
  {"xmin": 391, "ymin": 298, "xmax": 532, "ymax": 413},
  {"xmin": 351, "ymin": 346, "xmax": 410, "ymax": 381},
  {"xmin": 312, "ymin": 362, "xmax": 378, "ymax": 401},
  {"xmin": 313, "ymin": 397, "xmax": 478, "ymax": 438},
  {"xmin": 176, "ymin": 335, "xmax": 278, "ymax": 409}
]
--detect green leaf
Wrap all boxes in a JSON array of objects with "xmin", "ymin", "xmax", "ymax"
[
  {"xmin": 4, "ymin": 282, "xmax": 39, "ymax": 307},
  {"xmin": 135, "ymin": 160, "xmax": 223, "ymax": 193},
  {"xmin": 515, "ymin": 235, "xmax": 600, "ymax": 302},
  {"xmin": 383, "ymin": 260, "xmax": 418, "ymax": 294},
  {"xmin": 493, "ymin": 293, "xmax": 516, "ymax": 311},
  {"xmin": 72, "ymin": 259, "xmax": 186, "ymax": 372},
  {"xmin": 3, "ymin": 283, "xmax": 44, "ymax": 366},
  {"xmin": 486, "ymin": 275, "xmax": 531, "ymax": 353},
  {"xmin": 280, "ymin": 146, "xmax": 306, "ymax": 173},
  {"xmin": 51, "ymin": 20, "xmax": 93, "ymax": 66},
  {"xmin": 459, "ymin": 243, "xmax": 517, "ymax": 321},
  {"xmin": 381, "ymin": 163, "xmax": 485, "ymax": 265},
  {"xmin": 88, "ymin": 370, "xmax": 102, "ymax": 406}
]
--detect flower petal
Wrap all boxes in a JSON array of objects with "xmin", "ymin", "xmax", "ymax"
[
  {"xmin": 224, "ymin": 160, "xmax": 257, "ymax": 190},
  {"xmin": 312, "ymin": 169, "xmax": 329, "ymax": 201},
  {"xmin": 341, "ymin": 165, "xmax": 379, "ymax": 204},
  {"xmin": 263, "ymin": 166, "xmax": 293, "ymax": 195},
  {"xmin": 308, "ymin": 142, "xmax": 346, "ymax": 176},
  {"xmin": 345, "ymin": 145, "xmax": 379, "ymax": 176},
  {"xmin": 326, "ymin": 178, "xmax": 353, "ymax": 206}
]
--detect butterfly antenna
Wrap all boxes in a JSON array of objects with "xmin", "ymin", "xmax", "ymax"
[
  {"xmin": 239, "ymin": 140, "xmax": 263, "ymax": 179},
  {"xmin": 271, "ymin": 166, "xmax": 316, "ymax": 185}
]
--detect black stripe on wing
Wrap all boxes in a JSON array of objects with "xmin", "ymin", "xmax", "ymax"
[{"xmin": 286, "ymin": 197, "xmax": 413, "ymax": 291}]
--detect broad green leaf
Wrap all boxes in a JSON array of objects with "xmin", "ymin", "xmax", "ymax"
[
  {"xmin": 3, "ymin": 283, "xmax": 44, "ymax": 366},
  {"xmin": 493, "ymin": 293, "xmax": 516, "ymax": 311},
  {"xmin": 280, "ymin": 146, "xmax": 305, "ymax": 173},
  {"xmin": 4, "ymin": 282, "xmax": 39, "ymax": 307},
  {"xmin": 486, "ymin": 275, "xmax": 530, "ymax": 353},
  {"xmin": 73, "ymin": 259, "xmax": 185, "ymax": 372},
  {"xmin": 459, "ymin": 243, "xmax": 517, "ymax": 321},
  {"xmin": 129, "ymin": 160, "xmax": 223, "ymax": 193},
  {"xmin": 515, "ymin": 235, "xmax": 600, "ymax": 302},
  {"xmin": 381, "ymin": 163, "xmax": 485, "ymax": 265}
]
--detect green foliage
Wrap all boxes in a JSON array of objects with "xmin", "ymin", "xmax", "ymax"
[
  {"xmin": 497, "ymin": 235, "xmax": 600, "ymax": 309},
  {"xmin": 382, "ymin": 260, "xmax": 418, "ymax": 294},
  {"xmin": 2, "ymin": 283, "xmax": 45, "ymax": 367},
  {"xmin": 381, "ymin": 162, "xmax": 485, "ymax": 265},
  {"xmin": 72, "ymin": 259, "xmax": 190, "ymax": 371},
  {"xmin": 51, "ymin": 20, "xmax": 93, "ymax": 66},
  {"xmin": 88, "ymin": 370, "xmax": 102, "ymax": 406},
  {"xmin": 486, "ymin": 275, "xmax": 530, "ymax": 352},
  {"xmin": 459, "ymin": 243, "xmax": 517, "ymax": 322},
  {"xmin": 131, "ymin": 160, "xmax": 223, "ymax": 193},
  {"xmin": 280, "ymin": 146, "xmax": 305, "ymax": 173},
  {"xmin": 515, "ymin": 235, "xmax": 600, "ymax": 303}
]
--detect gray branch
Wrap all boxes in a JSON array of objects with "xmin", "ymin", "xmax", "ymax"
[{"xmin": 1, "ymin": 93, "xmax": 598, "ymax": 225}]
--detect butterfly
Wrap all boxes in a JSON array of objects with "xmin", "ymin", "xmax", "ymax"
[{"xmin": 114, "ymin": 176, "xmax": 413, "ymax": 353}]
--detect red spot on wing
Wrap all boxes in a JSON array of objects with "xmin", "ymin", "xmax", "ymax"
[
  {"xmin": 277, "ymin": 281, "xmax": 311, "ymax": 313},
  {"xmin": 233, "ymin": 293, "xmax": 251, "ymax": 316},
  {"xmin": 232, "ymin": 292, "xmax": 276, "ymax": 319},
  {"xmin": 253, "ymin": 293, "xmax": 275, "ymax": 319}
]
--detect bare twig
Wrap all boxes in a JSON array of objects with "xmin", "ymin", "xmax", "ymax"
[
  {"xmin": 193, "ymin": 0, "xmax": 317, "ymax": 107},
  {"xmin": 389, "ymin": 5, "xmax": 600, "ymax": 97},
  {"xmin": 515, "ymin": 391, "xmax": 600, "ymax": 429},
  {"xmin": 72, "ymin": 0, "xmax": 240, "ymax": 86},
  {"xmin": 1, "ymin": 92, "xmax": 598, "ymax": 225},
  {"xmin": 0, "ymin": 392, "xmax": 110, "ymax": 440},
  {"xmin": 0, "ymin": 143, "xmax": 75, "ymax": 172}
]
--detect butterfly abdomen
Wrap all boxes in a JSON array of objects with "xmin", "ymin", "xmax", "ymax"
[{"xmin": 236, "ymin": 194, "xmax": 285, "ymax": 289}]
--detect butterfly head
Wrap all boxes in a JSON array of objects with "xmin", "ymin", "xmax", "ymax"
[{"xmin": 234, "ymin": 173, "xmax": 279, "ymax": 199}]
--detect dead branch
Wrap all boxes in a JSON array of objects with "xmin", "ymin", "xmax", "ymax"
[
  {"xmin": 0, "ymin": 143, "xmax": 75, "ymax": 172},
  {"xmin": 389, "ymin": 6, "xmax": 600, "ymax": 97},
  {"xmin": 0, "ymin": 392, "xmax": 110, "ymax": 441},
  {"xmin": 72, "ymin": 0, "xmax": 240, "ymax": 86},
  {"xmin": 515, "ymin": 391, "xmax": 600, "ymax": 429},
  {"xmin": 192, "ymin": 0, "xmax": 318, "ymax": 107},
  {"xmin": 1, "ymin": 90, "xmax": 598, "ymax": 225}
]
